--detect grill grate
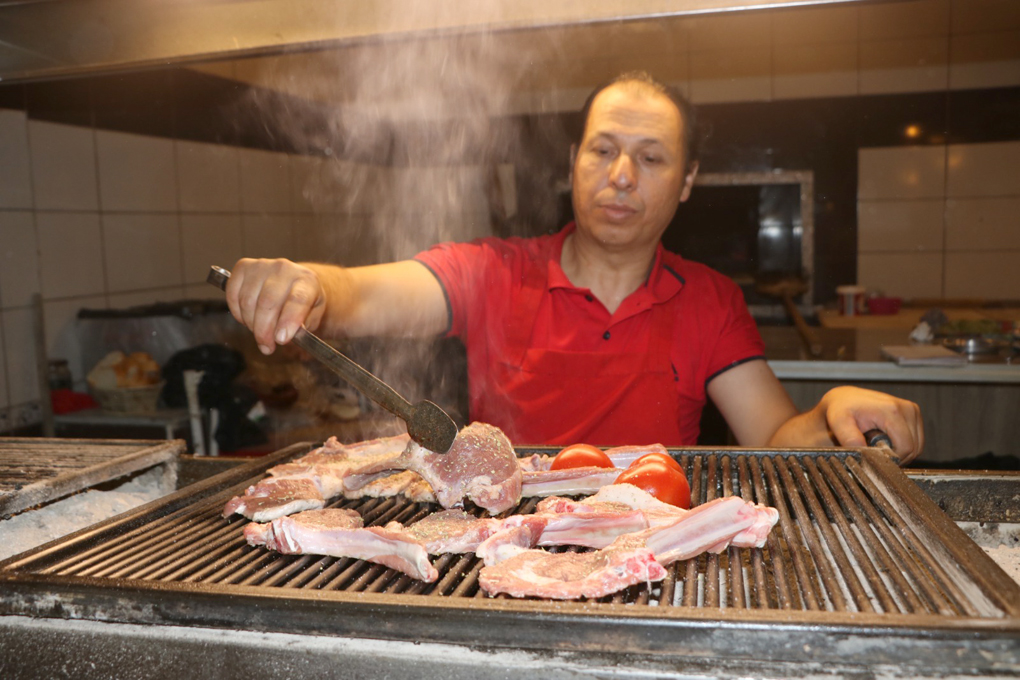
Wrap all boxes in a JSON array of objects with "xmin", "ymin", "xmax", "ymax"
[
  {"xmin": 1, "ymin": 442, "xmax": 1018, "ymax": 671},
  {"xmin": 1, "ymin": 444, "xmax": 1011, "ymax": 617},
  {"xmin": 0, "ymin": 437, "xmax": 182, "ymax": 516}
]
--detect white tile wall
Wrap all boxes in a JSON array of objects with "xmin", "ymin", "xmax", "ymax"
[
  {"xmin": 29, "ymin": 121, "xmax": 99, "ymax": 211},
  {"xmin": 858, "ymin": 252, "xmax": 944, "ymax": 299},
  {"xmin": 239, "ymin": 148, "xmax": 292, "ymax": 214},
  {"xmin": 242, "ymin": 214, "xmax": 295, "ymax": 259},
  {"xmin": 858, "ymin": 141, "xmax": 1020, "ymax": 301},
  {"xmin": 3, "ymin": 307, "xmax": 39, "ymax": 404},
  {"xmin": 102, "ymin": 213, "xmax": 183, "ymax": 292},
  {"xmin": 857, "ymin": 200, "xmax": 944, "ymax": 252},
  {"xmin": 945, "ymin": 252, "xmax": 1020, "ymax": 299},
  {"xmin": 945, "ymin": 197, "xmax": 1020, "ymax": 251},
  {"xmin": 42, "ymin": 295, "xmax": 107, "ymax": 388},
  {"xmin": 180, "ymin": 213, "xmax": 244, "ymax": 284},
  {"xmin": 0, "ymin": 211, "xmax": 40, "ymax": 309},
  {"xmin": 0, "ymin": 109, "xmax": 32, "ymax": 209},
  {"xmin": 859, "ymin": 37, "xmax": 950, "ymax": 95},
  {"xmin": 947, "ymin": 141, "xmax": 1020, "ymax": 197},
  {"xmin": 176, "ymin": 140, "xmax": 241, "ymax": 212},
  {"xmin": 36, "ymin": 212, "xmax": 106, "ymax": 299},
  {"xmin": 858, "ymin": 146, "xmax": 946, "ymax": 200},
  {"xmin": 96, "ymin": 130, "xmax": 178, "ymax": 212},
  {"xmin": 773, "ymin": 43, "xmax": 858, "ymax": 100},
  {"xmin": 0, "ymin": 324, "xmax": 6, "ymax": 408}
]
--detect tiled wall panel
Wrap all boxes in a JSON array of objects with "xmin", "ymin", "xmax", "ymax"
[{"xmin": 858, "ymin": 141, "xmax": 1020, "ymax": 300}]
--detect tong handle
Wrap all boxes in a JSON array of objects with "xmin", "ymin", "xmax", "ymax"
[{"xmin": 863, "ymin": 428, "xmax": 901, "ymax": 465}]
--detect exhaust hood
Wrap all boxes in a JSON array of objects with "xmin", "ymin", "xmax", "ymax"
[{"xmin": 1, "ymin": 0, "xmax": 874, "ymax": 84}]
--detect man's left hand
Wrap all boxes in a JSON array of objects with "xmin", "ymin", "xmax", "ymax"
[{"xmin": 820, "ymin": 386, "xmax": 924, "ymax": 465}]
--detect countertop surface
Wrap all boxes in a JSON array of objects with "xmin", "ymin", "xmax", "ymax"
[{"xmin": 761, "ymin": 324, "xmax": 1020, "ymax": 383}]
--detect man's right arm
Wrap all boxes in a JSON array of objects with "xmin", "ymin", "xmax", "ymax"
[{"xmin": 225, "ymin": 258, "xmax": 449, "ymax": 355}]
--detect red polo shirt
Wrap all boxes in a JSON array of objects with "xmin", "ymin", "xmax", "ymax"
[{"xmin": 414, "ymin": 224, "xmax": 765, "ymax": 446}]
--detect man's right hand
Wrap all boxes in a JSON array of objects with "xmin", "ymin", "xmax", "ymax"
[
  {"xmin": 224, "ymin": 257, "xmax": 450, "ymax": 354},
  {"xmin": 225, "ymin": 258, "xmax": 327, "ymax": 355}
]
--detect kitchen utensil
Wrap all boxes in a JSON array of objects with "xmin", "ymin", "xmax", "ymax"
[
  {"xmin": 864, "ymin": 428, "xmax": 900, "ymax": 466},
  {"xmin": 207, "ymin": 265, "xmax": 457, "ymax": 454},
  {"xmin": 941, "ymin": 336, "xmax": 1004, "ymax": 355},
  {"xmin": 756, "ymin": 274, "xmax": 823, "ymax": 357}
]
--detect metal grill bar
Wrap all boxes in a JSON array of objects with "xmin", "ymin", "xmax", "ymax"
[{"xmin": 1, "ymin": 446, "xmax": 1016, "ymax": 631}]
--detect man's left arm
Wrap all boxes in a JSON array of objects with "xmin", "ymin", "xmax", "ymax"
[{"xmin": 707, "ymin": 360, "xmax": 924, "ymax": 465}]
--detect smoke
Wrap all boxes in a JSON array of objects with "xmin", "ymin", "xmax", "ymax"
[{"xmin": 246, "ymin": 13, "xmax": 569, "ymax": 425}]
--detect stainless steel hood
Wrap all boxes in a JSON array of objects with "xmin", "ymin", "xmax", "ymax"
[{"xmin": 0, "ymin": 0, "xmax": 874, "ymax": 84}]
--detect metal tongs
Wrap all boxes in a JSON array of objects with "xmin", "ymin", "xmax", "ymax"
[
  {"xmin": 208, "ymin": 265, "xmax": 458, "ymax": 454},
  {"xmin": 864, "ymin": 428, "xmax": 901, "ymax": 466}
]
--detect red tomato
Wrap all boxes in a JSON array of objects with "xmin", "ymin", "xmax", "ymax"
[
  {"xmin": 629, "ymin": 452, "xmax": 683, "ymax": 473},
  {"xmin": 614, "ymin": 461, "xmax": 691, "ymax": 509},
  {"xmin": 550, "ymin": 444, "xmax": 614, "ymax": 470}
]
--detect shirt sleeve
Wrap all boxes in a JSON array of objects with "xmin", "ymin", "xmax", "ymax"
[
  {"xmin": 702, "ymin": 277, "xmax": 767, "ymax": 387},
  {"xmin": 413, "ymin": 239, "xmax": 501, "ymax": 340}
]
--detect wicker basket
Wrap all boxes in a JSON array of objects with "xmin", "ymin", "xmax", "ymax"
[{"xmin": 91, "ymin": 382, "xmax": 165, "ymax": 413}]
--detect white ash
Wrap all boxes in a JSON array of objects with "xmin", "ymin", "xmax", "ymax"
[
  {"xmin": 957, "ymin": 521, "xmax": 1020, "ymax": 586},
  {"xmin": 0, "ymin": 464, "xmax": 176, "ymax": 562}
]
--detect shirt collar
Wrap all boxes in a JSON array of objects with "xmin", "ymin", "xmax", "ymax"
[{"xmin": 547, "ymin": 223, "xmax": 685, "ymax": 303}]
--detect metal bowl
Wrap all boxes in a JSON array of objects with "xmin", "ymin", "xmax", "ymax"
[{"xmin": 941, "ymin": 336, "xmax": 1005, "ymax": 355}]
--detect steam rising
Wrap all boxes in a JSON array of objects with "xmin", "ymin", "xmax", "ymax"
[{"xmin": 252, "ymin": 18, "xmax": 566, "ymax": 429}]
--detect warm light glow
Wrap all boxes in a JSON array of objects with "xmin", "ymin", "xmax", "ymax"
[{"xmin": 904, "ymin": 124, "xmax": 922, "ymax": 139}]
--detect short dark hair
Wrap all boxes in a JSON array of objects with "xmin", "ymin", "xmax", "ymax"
[{"xmin": 577, "ymin": 71, "xmax": 699, "ymax": 171}]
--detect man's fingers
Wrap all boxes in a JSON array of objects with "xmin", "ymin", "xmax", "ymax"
[
  {"xmin": 276, "ymin": 280, "xmax": 322, "ymax": 344},
  {"xmin": 828, "ymin": 415, "xmax": 866, "ymax": 448}
]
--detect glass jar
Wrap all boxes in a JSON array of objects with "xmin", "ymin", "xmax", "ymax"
[{"xmin": 47, "ymin": 359, "xmax": 73, "ymax": 391}]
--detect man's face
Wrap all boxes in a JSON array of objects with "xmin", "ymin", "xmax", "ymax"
[{"xmin": 571, "ymin": 84, "xmax": 697, "ymax": 252}]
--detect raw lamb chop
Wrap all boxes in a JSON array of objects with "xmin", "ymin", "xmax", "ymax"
[
  {"xmin": 520, "ymin": 467, "xmax": 622, "ymax": 497},
  {"xmin": 223, "ymin": 434, "xmax": 408, "ymax": 521},
  {"xmin": 478, "ymin": 546, "xmax": 667, "ymax": 599},
  {"xmin": 477, "ymin": 496, "xmax": 778, "ymax": 599},
  {"xmin": 344, "ymin": 422, "xmax": 522, "ymax": 514},
  {"xmin": 244, "ymin": 508, "xmax": 437, "ymax": 582},
  {"xmin": 399, "ymin": 509, "xmax": 502, "ymax": 554}
]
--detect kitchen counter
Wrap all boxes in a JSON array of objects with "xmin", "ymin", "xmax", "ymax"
[
  {"xmin": 759, "ymin": 325, "xmax": 1020, "ymax": 462},
  {"xmin": 761, "ymin": 325, "xmax": 1020, "ymax": 384}
]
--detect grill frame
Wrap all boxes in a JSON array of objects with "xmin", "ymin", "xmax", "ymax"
[{"xmin": 1, "ymin": 442, "xmax": 1018, "ymax": 671}]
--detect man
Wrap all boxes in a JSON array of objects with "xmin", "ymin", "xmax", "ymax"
[{"xmin": 226, "ymin": 72, "xmax": 923, "ymax": 463}]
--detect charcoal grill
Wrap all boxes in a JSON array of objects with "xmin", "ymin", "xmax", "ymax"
[
  {"xmin": 1, "ymin": 443, "xmax": 1018, "ymax": 677},
  {"xmin": 0, "ymin": 437, "xmax": 182, "ymax": 517}
]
